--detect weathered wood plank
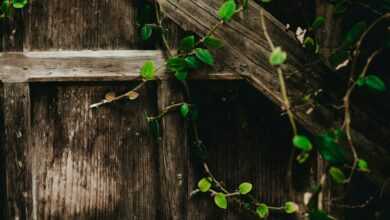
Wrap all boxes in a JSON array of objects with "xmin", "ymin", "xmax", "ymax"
[
  {"xmin": 157, "ymin": 0, "xmax": 390, "ymax": 190},
  {"xmin": 24, "ymin": 0, "xmax": 138, "ymax": 50},
  {"xmin": 0, "ymin": 50, "xmax": 241, "ymax": 82},
  {"xmin": 157, "ymin": 80, "xmax": 189, "ymax": 220},
  {"xmin": 3, "ymin": 83, "xmax": 32, "ymax": 219},
  {"xmin": 29, "ymin": 82, "xmax": 159, "ymax": 219},
  {"xmin": 187, "ymin": 81, "xmax": 314, "ymax": 220}
]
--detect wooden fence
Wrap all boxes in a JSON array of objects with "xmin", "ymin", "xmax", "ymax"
[{"xmin": 0, "ymin": 1, "xmax": 325, "ymax": 219}]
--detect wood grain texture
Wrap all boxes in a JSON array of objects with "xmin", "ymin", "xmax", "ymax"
[
  {"xmin": 157, "ymin": 0, "xmax": 390, "ymax": 190},
  {"xmin": 157, "ymin": 80, "xmax": 188, "ymax": 220},
  {"xmin": 0, "ymin": 50, "xmax": 241, "ymax": 82},
  {"xmin": 23, "ymin": 0, "xmax": 138, "ymax": 50},
  {"xmin": 188, "ymin": 81, "xmax": 314, "ymax": 220},
  {"xmin": 3, "ymin": 83, "xmax": 32, "ymax": 219},
  {"xmin": 29, "ymin": 82, "xmax": 158, "ymax": 220}
]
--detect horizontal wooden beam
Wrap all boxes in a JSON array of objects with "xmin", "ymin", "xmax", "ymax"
[
  {"xmin": 157, "ymin": 0, "xmax": 390, "ymax": 192},
  {"xmin": 0, "ymin": 50, "xmax": 241, "ymax": 82}
]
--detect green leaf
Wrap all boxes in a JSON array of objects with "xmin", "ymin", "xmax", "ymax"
[
  {"xmin": 344, "ymin": 21, "xmax": 367, "ymax": 46},
  {"xmin": 364, "ymin": 75, "xmax": 386, "ymax": 92},
  {"xmin": 218, "ymin": 0, "xmax": 237, "ymax": 22},
  {"xmin": 238, "ymin": 182, "xmax": 253, "ymax": 195},
  {"xmin": 185, "ymin": 56, "xmax": 201, "ymax": 69},
  {"xmin": 309, "ymin": 210, "xmax": 332, "ymax": 220},
  {"xmin": 180, "ymin": 103, "xmax": 190, "ymax": 118},
  {"xmin": 12, "ymin": 0, "xmax": 27, "ymax": 9},
  {"xmin": 261, "ymin": 0, "xmax": 272, "ymax": 3},
  {"xmin": 197, "ymin": 177, "xmax": 211, "ymax": 192},
  {"xmin": 167, "ymin": 57, "xmax": 188, "ymax": 72},
  {"xmin": 195, "ymin": 48, "xmax": 214, "ymax": 66},
  {"xmin": 303, "ymin": 37, "xmax": 316, "ymax": 51},
  {"xmin": 312, "ymin": 16, "xmax": 326, "ymax": 30},
  {"xmin": 269, "ymin": 47, "xmax": 287, "ymax": 65},
  {"xmin": 141, "ymin": 25, "xmax": 153, "ymax": 41},
  {"xmin": 297, "ymin": 152, "xmax": 310, "ymax": 164},
  {"xmin": 329, "ymin": 166, "xmax": 346, "ymax": 184},
  {"xmin": 284, "ymin": 201, "xmax": 299, "ymax": 214},
  {"xmin": 146, "ymin": 115, "xmax": 161, "ymax": 140},
  {"xmin": 293, "ymin": 135, "xmax": 313, "ymax": 151},
  {"xmin": 140, "ymin": 61, "xmax": 155, "ymax": 80},
  {"xmin": 357, "ymin": 159, "xmax": 369, "ymax": 172},
  {"xmin": 317, "ymin": 130, "xmax": 347, "ymax": 164},
  {"xmin": 174, "ymin": 71, "xmax": 188, "ymax": 81},
  {"xmin": 214, "ymin": 193, "xmax": 228, "ymax": 209},
  {"xmin": 204, "ymin": 36, "xmax": 224, "ymax": 49},
  {"xmin": 256, "ymin": 204, "xmax": 269, "ymax": 218},
  {"xmin": 179, "ymin": 35, "xmax": 196, "ymax": 51},
  {"xmin": 1, "ymin": 0, "xmax": 10, "ymax": 15}
]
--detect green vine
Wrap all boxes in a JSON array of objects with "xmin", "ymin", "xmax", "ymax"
[{"xmin": 90, "ymin": 0, "xmax": 390, "ymax": 219}]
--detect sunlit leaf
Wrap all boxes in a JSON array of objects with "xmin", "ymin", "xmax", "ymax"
[
  {"xmin": 284, "ymin": 201, "xmax": 299, "ymax": 214},
  {"xmin": 238, "ymin": 182, "xmax": 253, "ymax": 195},
  {"xmin": 198, "ymin": 177, "xmax": 212, "ymax": 192},
  {"xmin": 269, "ymin": 47, "xmax": 287, "ymax": 65},
  {"xmin": 256, "ymin": 203, "xmax": 269, "ymax": 218},
  {"xmin": 195, "ymin": 48, "xmax": 214, "ymax": 66},
  {"xmin": 214, "ymin": 193, "xmax": 228, "ymax": 209},
  {"xmin": 357, "ymin": 159, "xmax": 369, "ymax": 172},
  {"xmin": 293, "ymin": 135, "xmax": 313, "ymax": 151},
  {"xmin": 141, "ymin": 25, "xmax": 153, "ymax": 41},
  {"xmin": 180, "ymin": 103, "xmax": 190, "ymax": 118},
  {"xmin": 140, "ymin": 60, "xmax": 156, "ymax": 80},
  {"xmin": 329, "ymin": 166, "xmax": 346, "ymax": 184},
  {"xmin": 218, "ymin": 0, "xmax": 236, "ymax": 22},
  {"xmin": 12, "ymin": 0, "xmax": 27, "ymax": 9}
]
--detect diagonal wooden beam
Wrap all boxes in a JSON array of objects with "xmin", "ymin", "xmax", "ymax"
[
  {"xmin": 157, "ymin": 0, "xmax": 390, "ymax": 191},
  {"xmin": 0, "ymin": 50, "xmax": 241, "ymax": 83}
]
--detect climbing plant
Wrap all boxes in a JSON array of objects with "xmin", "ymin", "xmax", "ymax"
[
  {"xmin": 89, "ymin": 0, "xmax": 389, "ymax": 219},
  {"xmin": 0, "ymin": 0, "xmax": 28, "ymax": 18}
]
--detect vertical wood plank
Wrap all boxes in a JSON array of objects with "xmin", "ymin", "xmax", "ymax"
[
  {"xmin": 0, "ymin": 83, "xmax": 6, "ymax": 220},
  {"xmin": 157, "ymin": 79, "xmax": 189, "ymax": 220},
  {"xmin": 3, "ymin": 83, "xmax": 32, "ymax": 220},
  {"xmin": 29, "ymin": 82, "xmax": 158, "ymax": 220}
]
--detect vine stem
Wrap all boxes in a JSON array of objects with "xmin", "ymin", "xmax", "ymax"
[
  {"xmin": 147, "ymin": 102, "xmax": 187, "ymax": 121},
  {"xmin": 340, "ymin": 13, "xmax": 389, "ymax": 184},
  {"xmin": 260, "ymin": 8, "xmax": 298, "ymax": 200},
  {"xmin": 89, "ymin": 80, "xmax": 147, "ymax": 109},
  {"xmin": 342, "ymin": 49, "xmax": 382, "ymax": 183},
  {"xmin": 260, "ymin": 9, "xmax": 297, "ymax": 136}
]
